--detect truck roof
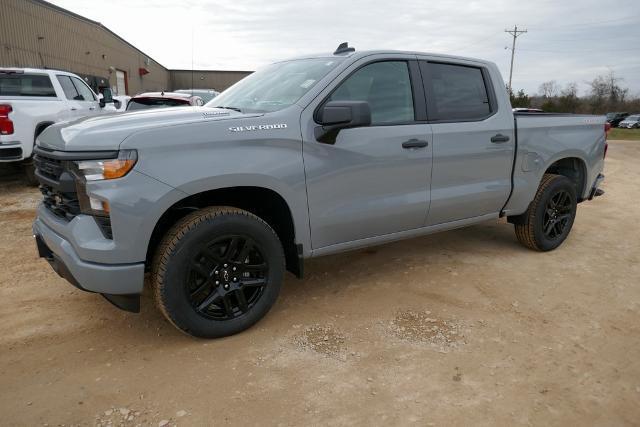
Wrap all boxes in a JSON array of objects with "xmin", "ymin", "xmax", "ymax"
[
  {"xmin": 280, "ymin": 49, "xmax": 493, "ymax": 66},
  {"xmin": 0, "ymin": 67, "xmax": 80, "ymax": 76}
]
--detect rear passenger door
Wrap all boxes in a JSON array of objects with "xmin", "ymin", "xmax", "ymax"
[
  {"xmin": 56, "ymin": 75, "xmax": 100, "ymax": 119},
  {"xmin": 419, "ymin": 60, "xmax": 515, "ymax": 225}
]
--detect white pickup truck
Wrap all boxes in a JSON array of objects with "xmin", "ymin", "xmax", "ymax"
[{"xmin": 0, "ymin": 68, "xmax": 117, "ymax": 183}]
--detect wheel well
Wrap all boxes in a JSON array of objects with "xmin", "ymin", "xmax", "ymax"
[
  {"xmin": 34, "ymin": 121, "xmax": 54, "ymax": 140},
  {"xmin": 544, "ymin": 157, "xmax": 587, "ymax": 201},
  {"xmin": 146, "ymin": 187, "xmax": 302, "ymax": 278}
]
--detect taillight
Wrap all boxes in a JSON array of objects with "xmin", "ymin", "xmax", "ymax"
[{"xmin": 0, "ymin": 104, "xmax": 14, "ymax": 135}]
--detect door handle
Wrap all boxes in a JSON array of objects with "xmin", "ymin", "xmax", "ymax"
[
  {"xmin": 70, "ymin": 108, "xmax": 77, "ymax": 111},
  {"xmin": 89, "ymin": 107, "xmax": 96, "ymax": 111},
  {"xmin": 490, "ymin": 134, "xmax": 510, "ymax": 143},
  {"xmin": 402, "ymin": 139, "xmax": 429, "ymax": 149}
]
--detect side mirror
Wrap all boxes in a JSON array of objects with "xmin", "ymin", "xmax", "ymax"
[
  {"xmin": 315, "ymin": 100, "xmax": 371, "ymax": 144},
  {"xmin": 100, "ymin": 88, "xmax": 114, "ymax": 108}
]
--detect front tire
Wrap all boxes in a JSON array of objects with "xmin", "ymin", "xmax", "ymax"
[
  {"xmin": 514, "ymin": 173, "xmax": 577, "ymax": 251},
  {"xmin": 152, "ymin": 207, "xmax": 285, "ymax": 338}
]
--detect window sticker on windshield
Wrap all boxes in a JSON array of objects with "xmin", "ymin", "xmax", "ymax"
[{"xmin": 300, "ymin": 79, "xmax": 316, "ymax": 89}]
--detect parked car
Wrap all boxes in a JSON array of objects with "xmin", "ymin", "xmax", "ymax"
[
  {"xmin": 32, "ymin": 43, "xmax": 607, "ymax": 338},
  {"xmin": 618, "ymin": 114, "xmax": 640, "ymax": 129},
  {"xmin": 605, "ymin": 112, "xmax": 629, "ymax": 127},
  {"xmin": 126, "ymin": 92, "xmax": 204, "ymax": 111},
  {"xmin": 0, "ymin": 67, "xmax": 118, "ymax": 183},
  {"xmin": 175, "ymin": 89, "xmax": 219, "ymax": 103}
]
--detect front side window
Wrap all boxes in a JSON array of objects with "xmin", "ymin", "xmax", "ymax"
[
  {"xmin": 208, "ymin": 57, "xmax": 344, "ymax": 113},
  {"xmin": 56, "ymin": 75, "xmax": 80, "ymax": 100},
  {"xmin": 426, "ymin": 63, "xmax": 492, "ymax": 121},
  {"xmin": 71, "ymin": 77, "xmax": 96, "ymax": 101},
  {"xmin": 328, "ymin": 61, "xmax": 414, "ymax": 125}
]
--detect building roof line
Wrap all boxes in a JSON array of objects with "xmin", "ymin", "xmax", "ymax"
[{"xmin": 31, "ymin": 0, "xmax": 169, "ymax": 72}]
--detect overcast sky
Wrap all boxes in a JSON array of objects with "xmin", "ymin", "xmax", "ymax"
[{"xmin": 49, "ymin": 0, "xmax": 640, "ymax": 97}]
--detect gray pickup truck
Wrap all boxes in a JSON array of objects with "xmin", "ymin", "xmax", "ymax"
[{"xmin": 32, "ymin": 44, "xmax": 607, "ymax": 338}]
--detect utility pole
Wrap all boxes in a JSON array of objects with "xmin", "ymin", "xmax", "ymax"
[{"xmin": 505, "ymin": 25, "xmax": 527, "ymax": 94}]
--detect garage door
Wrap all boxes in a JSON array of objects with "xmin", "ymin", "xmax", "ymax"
[{"xmin": 116, "ymin": 70, "xmax": 127, "ymax": 95}]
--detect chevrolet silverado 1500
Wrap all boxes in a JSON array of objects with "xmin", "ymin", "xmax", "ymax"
[{"xmin": 32, "ymin": 44, "xmax": 607, "ymax": 338}]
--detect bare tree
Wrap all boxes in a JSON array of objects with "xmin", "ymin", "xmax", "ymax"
[
  {"xmin": 558, "ymin": 83, "xmax": 580, "ymax": 112},
  {"xmin": 589, "ymin": 71, "xmax": 629, "ymax": 112},
  {"xmin": 539, "ymin": 80, "xmax": 559, "ymax": 98}
]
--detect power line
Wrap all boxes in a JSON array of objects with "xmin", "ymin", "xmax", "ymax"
[
  {"xmin": 518, "ymin": 46, "xmax": 640, "ymax": 54},
  {"xmin": 529, "ymin": 13, "xmax": 640, "ymax": 31},
  {"xmin": 505, "ymin": 25, "xmax": 527, "ymax": 93}
]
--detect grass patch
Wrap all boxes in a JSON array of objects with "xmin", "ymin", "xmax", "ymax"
[{"xmin": 608, "ymin": 128, "xmax": 640, "ymax": 141}]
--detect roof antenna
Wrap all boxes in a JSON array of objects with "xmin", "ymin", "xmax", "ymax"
[{"xmin": 334, "ymin": 42, "xmax": 355, "ymax": 55}]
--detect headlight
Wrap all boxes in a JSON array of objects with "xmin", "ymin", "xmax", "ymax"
[{"xmin": 74, "ymin": 149, "xmax": 137, "ymax": 181}]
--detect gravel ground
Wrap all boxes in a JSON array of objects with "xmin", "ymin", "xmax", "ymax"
[{"xmin": 0, "ymin": 140, "xmax": 639, "ymax": 426}]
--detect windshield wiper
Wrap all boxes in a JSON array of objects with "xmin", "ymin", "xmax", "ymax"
[{"xmin": 215, "ymin": 106, "xmax": 243, "ymax": 113}]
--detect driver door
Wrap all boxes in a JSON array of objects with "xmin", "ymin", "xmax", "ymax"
[
  {"xmin": 301, "ymin": 58, "xmax": 433, "ymax": 250},
  {"xmin": 56, "ymin": 75, "xmax": 100, "ymax": 119}
]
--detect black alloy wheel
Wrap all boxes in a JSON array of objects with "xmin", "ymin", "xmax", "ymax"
[
  {"xmin": 153, "ymin": 207, "xmax": 285, "ymax": 338},
  {"xmin": 187, "ymin": 235, "xmax": 268, "ymax": 320},
  {"xmin": 542, "ymin": 190, "xmax": 573, "ymax": 240}
]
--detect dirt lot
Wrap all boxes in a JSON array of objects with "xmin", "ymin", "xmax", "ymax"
[{"xmin": 1, "ymin": 141, "xmax": 639, "ymax": 426}]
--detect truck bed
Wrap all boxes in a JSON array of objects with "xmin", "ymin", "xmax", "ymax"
[{"xmin": 503, "ymin": 113, "xmax": 606, "ymax": 216}]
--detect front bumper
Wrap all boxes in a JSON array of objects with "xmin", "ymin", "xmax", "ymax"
[{"xmin": 33, "ymin": 216, "xmax": 144, "ymax": 312}]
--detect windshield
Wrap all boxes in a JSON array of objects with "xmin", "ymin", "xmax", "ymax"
[
  {"xmin": 207, "ymin": 58, "xmax": 344, "ymax": 113},
  {"xmin": 626, "ymin": 115, "xmax": 640, "ymax": 121}
]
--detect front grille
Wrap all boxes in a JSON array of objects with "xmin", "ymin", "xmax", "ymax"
[
  {"xmin": 34, "ymin": 154, "xmax": 63, "ymax": 181},
  {"xmin": 35, "ymin": 150, "xmax": 113, "ymax": 240},
  {"xmin": 40, "ymin": 184, "xmax": 80, "ymax": 220},
  {"xmin": 35, "ymin": 153, "xmax": 80, "ymax": 222}
]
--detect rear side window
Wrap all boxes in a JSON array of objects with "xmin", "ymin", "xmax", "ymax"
[
  {"xmin": 0, "ymin": 74, "xmax": 56, "ymax": 97},
  {"xmin": 328, "ymin": 61, "xmax": 414, "ymax": 125},
  {"xmin": 424, "ymin": 63, "xmax": 492, "ymax": 121},
  {"xmin": 56, "ymin": 75, "xmax": 80, "ymax": 100},
  {"xmin": 126, "ymin": 98, "xmax": 190, "ymax": 111}
]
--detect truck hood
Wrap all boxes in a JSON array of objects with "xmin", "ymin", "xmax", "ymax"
[{"xmin": 37, "ymin": 107, "xmax": 260, "ymax": 152}]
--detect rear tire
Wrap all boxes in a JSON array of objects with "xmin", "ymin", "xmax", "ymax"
[
  {"xmin": 514, "ymin": 173, "xmax": 577, "ymax": 251},
  {"xmin": 152, "ymin": 207, "xmax": 285, "ymax": 338}
]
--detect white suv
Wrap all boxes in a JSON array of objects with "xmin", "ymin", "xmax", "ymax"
[{"xmin": 0, "ymin": 68, "xmax": 117, "ymax": 183}]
